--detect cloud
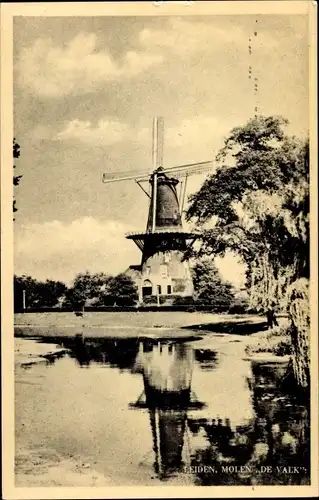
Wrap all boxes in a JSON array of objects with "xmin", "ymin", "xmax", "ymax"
[
  {"xmin": 14, "ymin": 217, "xmax": 140, "ymax": 284},
  {"xmin": 138, "ymin": 18, "xmax": 257, "ymax": 56},
  {"xmin": 16, "ymin": 32, "xmax": 164, "ymax": 97},
  {"xmin": 167, "ymin": 115, "xmax": 233, "ymax": 151},
  {"xmin": 15, "ymin": 19, "xmax": 277, "ymax": 99},
  {"xmin": 30, "ymin": 124, "xmax": 57, "ymax": 141},
  {"xmin": 56, "ymin": 119, "xmax": 130, "ymax": 145},
  {"xmin": 54, "ymin": 118, "xmax": 149, "ymax": 147},
  {"xmin": 162, "ymin": 114, "xmax": 241, "ymax": 171},
  {"xmin": 34, "ymin": 114, "xmax": 235, "ymax": 160}
]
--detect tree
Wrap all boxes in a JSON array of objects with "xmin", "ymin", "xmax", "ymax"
[
  {"xmin": 186, "ymin": 116, "xmax": 309, "ymax": 311},
  {"xmin": 36, "ymin": 280, "xmax": 67, "ymax": 308},
  {"xmin": 191, "ymin": 258, "xmax": 236, "ymax": 310},
  {"xmin": 63, "ymin": 272, "xmax": 138, "ymax": 309},
  {"xmin": 65, "ymin": 272, "xmax": 111, "ymax": 309},
  {"xmin": 186, "ymin": 115, "xmax": 310, "ymax": 389},
  {"xmin": 14, "ymin": 275, "xmax": 39, "ymax": 311},
  {"xmin": 13, "ymin": 138, "xmax": 22, "ymax": 217},
  {"xmin": 99, "ymin": 273, "xmax": 138, "ymax": 306},
  {"xmin": 14, "ymin": 275, "xmax": 67, "ymax": 310}
]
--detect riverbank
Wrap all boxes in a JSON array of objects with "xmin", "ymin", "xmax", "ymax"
[
  {"xmin": 14, "ymin": 311, "xmax": 266, "ymax": 338},
  {"xmin": 14, "ymin": 317, "xmax": 291, "ymax": 368},
  {"xmin": 15, "ymin": 312, "xmax": 290, "ymax": 362}
]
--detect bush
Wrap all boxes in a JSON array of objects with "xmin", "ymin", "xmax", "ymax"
[
  {"xmin": 115, "ymin": 294, "xmax": 138, "ymax": 306},
  {"xmin": 141, "ymin": 295, "xmax": 158, "ymax": 305},
  {"xmin": 228, "ymin": 295, "xmax": 250, "ymax": 314},
  {"xmin": 275, "ymin": 340, "xmax": 292, "ymax": 356},
  {"xmin": 173, "ymin": 295, "xmax": 195, "ymax": 306},
  {"xmin": 159, "ymin": 295, "xmax": 175, "ymax": 305}
]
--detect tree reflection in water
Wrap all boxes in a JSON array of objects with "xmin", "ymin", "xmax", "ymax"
[
  {"xmin": 132, "ymin": 341, "xmax": 309, "ymax": 485},
  {"xmin": 70, "ymin": 334, "xmax": 140, "ymax": 369},
  {"xmin": 58, "ymin": 335, "xmax": 310, "ymax": 485},
  {"xmin": 190, "ymin": 361, "xmax": 310, "ymax": 485}
]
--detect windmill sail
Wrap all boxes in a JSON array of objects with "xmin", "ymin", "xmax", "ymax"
[
  {"xmin": 102, "ymin": 160, "xmax": 213, "ymax": 184},
  {"xmin": 152, "ymin": 116, "xmax": 164, "ymax": 170}
]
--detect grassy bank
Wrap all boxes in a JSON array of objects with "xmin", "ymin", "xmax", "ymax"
[
  {"xmin": 14, "ymin": 311, "xmax": 263, "ymax": 330},
  {"xmin": 245, "ymin": 320, "xmax": 292, "ymax": 358}
]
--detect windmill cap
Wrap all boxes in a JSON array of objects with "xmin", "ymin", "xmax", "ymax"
[{"xmin": 150, "ymin": 169, "xmax": 179, "ymax": 186}]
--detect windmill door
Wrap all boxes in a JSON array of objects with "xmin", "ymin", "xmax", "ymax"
[{"xmin": 142, "ymin": 279, "xmax": 153, "ymax": 297}]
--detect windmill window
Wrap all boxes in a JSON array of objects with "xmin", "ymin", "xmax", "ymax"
[
  {"xmin": 157, "ymin": 285, "xmax": 162, "ymax": 295},
  {"xmin": 167, "ymin": 285, "xmax": 172, "ymax": 295},
  {"xmin": 160, "ymin": 264, "xmax": 168, "ymax": 278}
]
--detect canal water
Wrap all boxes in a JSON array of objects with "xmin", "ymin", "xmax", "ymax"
[{"xmin": 15, "ymin": 333, "xmax": 310, "ymax": 486}]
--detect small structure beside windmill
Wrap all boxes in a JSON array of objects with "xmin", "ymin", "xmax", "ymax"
[{"xmin": 103, "ymin": 117, "xmax": 213, "ymax": 304}]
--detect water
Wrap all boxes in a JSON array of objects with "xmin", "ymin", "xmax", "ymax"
[{"xmin": 15, "ymin": 333, "xmax": 310, "ymax": 486}]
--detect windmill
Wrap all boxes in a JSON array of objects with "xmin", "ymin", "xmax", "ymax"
[{"xmin": 102, "ymin": 117, "xmax": 213, "ymax": 303}]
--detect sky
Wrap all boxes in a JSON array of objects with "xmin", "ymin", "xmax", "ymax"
[{"xmin": 13, "ymin": 13, "xmax": 309, "ymax": 286}]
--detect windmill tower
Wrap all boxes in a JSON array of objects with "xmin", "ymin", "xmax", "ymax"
[{"xmin": 102, "ymin": 117, "xmax": 213, "ymax": 304}]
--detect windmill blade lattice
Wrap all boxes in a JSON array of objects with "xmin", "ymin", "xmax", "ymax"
[{"xmin": 102, "ymin": 160, "xmax": 214, "ymax": 184}]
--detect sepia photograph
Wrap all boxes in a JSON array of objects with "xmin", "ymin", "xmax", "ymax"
[{"xmin": 1, "ymin": 1, "xmax": 318, "ymax": 498}]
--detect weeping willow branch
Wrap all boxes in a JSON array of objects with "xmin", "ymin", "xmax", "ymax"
[{"xmin": 287, "ymin": 279, "xmax": 310, "ymax": 389}]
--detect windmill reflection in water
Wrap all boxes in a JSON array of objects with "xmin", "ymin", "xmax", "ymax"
[{"xmin": 131, "ymin": 340, "xmax": 204, "ymax": 480}]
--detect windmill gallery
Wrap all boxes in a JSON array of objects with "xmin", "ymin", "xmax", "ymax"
[{"xmin": 102, "ymin": 117, "xmax": 213, "ymax": 305}]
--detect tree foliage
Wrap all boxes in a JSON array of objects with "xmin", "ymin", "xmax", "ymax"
[
  {"xmin": 64, "ymin": 272, "xmax": 111, "ymax": 309},
  {"xmin": 191, "ymin": 258, "xmax": 236, "ymax": 310},
  {"xmin": 186, "ymin": 116, "xmax": 309, "ymax": 311},
  {"xmin": 99, "ymin": 273, "xmax": 138, "ymax": 306},
  {"xmin": 65, "ymin": 271, "xmax": 138, "ymax": 309},
  {"xmin": 14, "ymin": 275, "xmax": 67, "ymax": 310},
  {"xmin": 14, "ymin": 271, "xmax": 139, "ymax": 310},
  {"xmin": 287, "ymin": 278, "xmax": 309, "ymax": 389}
]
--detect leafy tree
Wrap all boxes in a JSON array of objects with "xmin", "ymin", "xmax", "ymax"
[
  {"xmin": 58, "ymin": 272, "xmax": 138, "ymax": 309},
  {"xmin": 14, "ymin": 275, "xmax": 39, "ymax": 311},
  {"xmin": 14, "ymin": 275, "xmax": 67, "ymax": 310},
  {"xmin": 65, "ymin": 272, "xmax": 111, "ymax": 309},
  {"xmin": 64, "ymin": 287, "xmax": 87, "ymax": 310},
  {"xmin": 13, "ymin": 138, "xmax": 22, "ymax": 217},
  {"xmin": 186, "ymin": 116, "xmax": 309, "ymax": 311},
  {"xmin": 191, "ymin": 258, "xmax": 236, "ymax": 310},
  {"xmin": 99, "ymin": 273, "xmax": 138, "ymax": 306},
  {"xmin": 36, "ymin": 280, "xmax": 67, "ymax": 307}
]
